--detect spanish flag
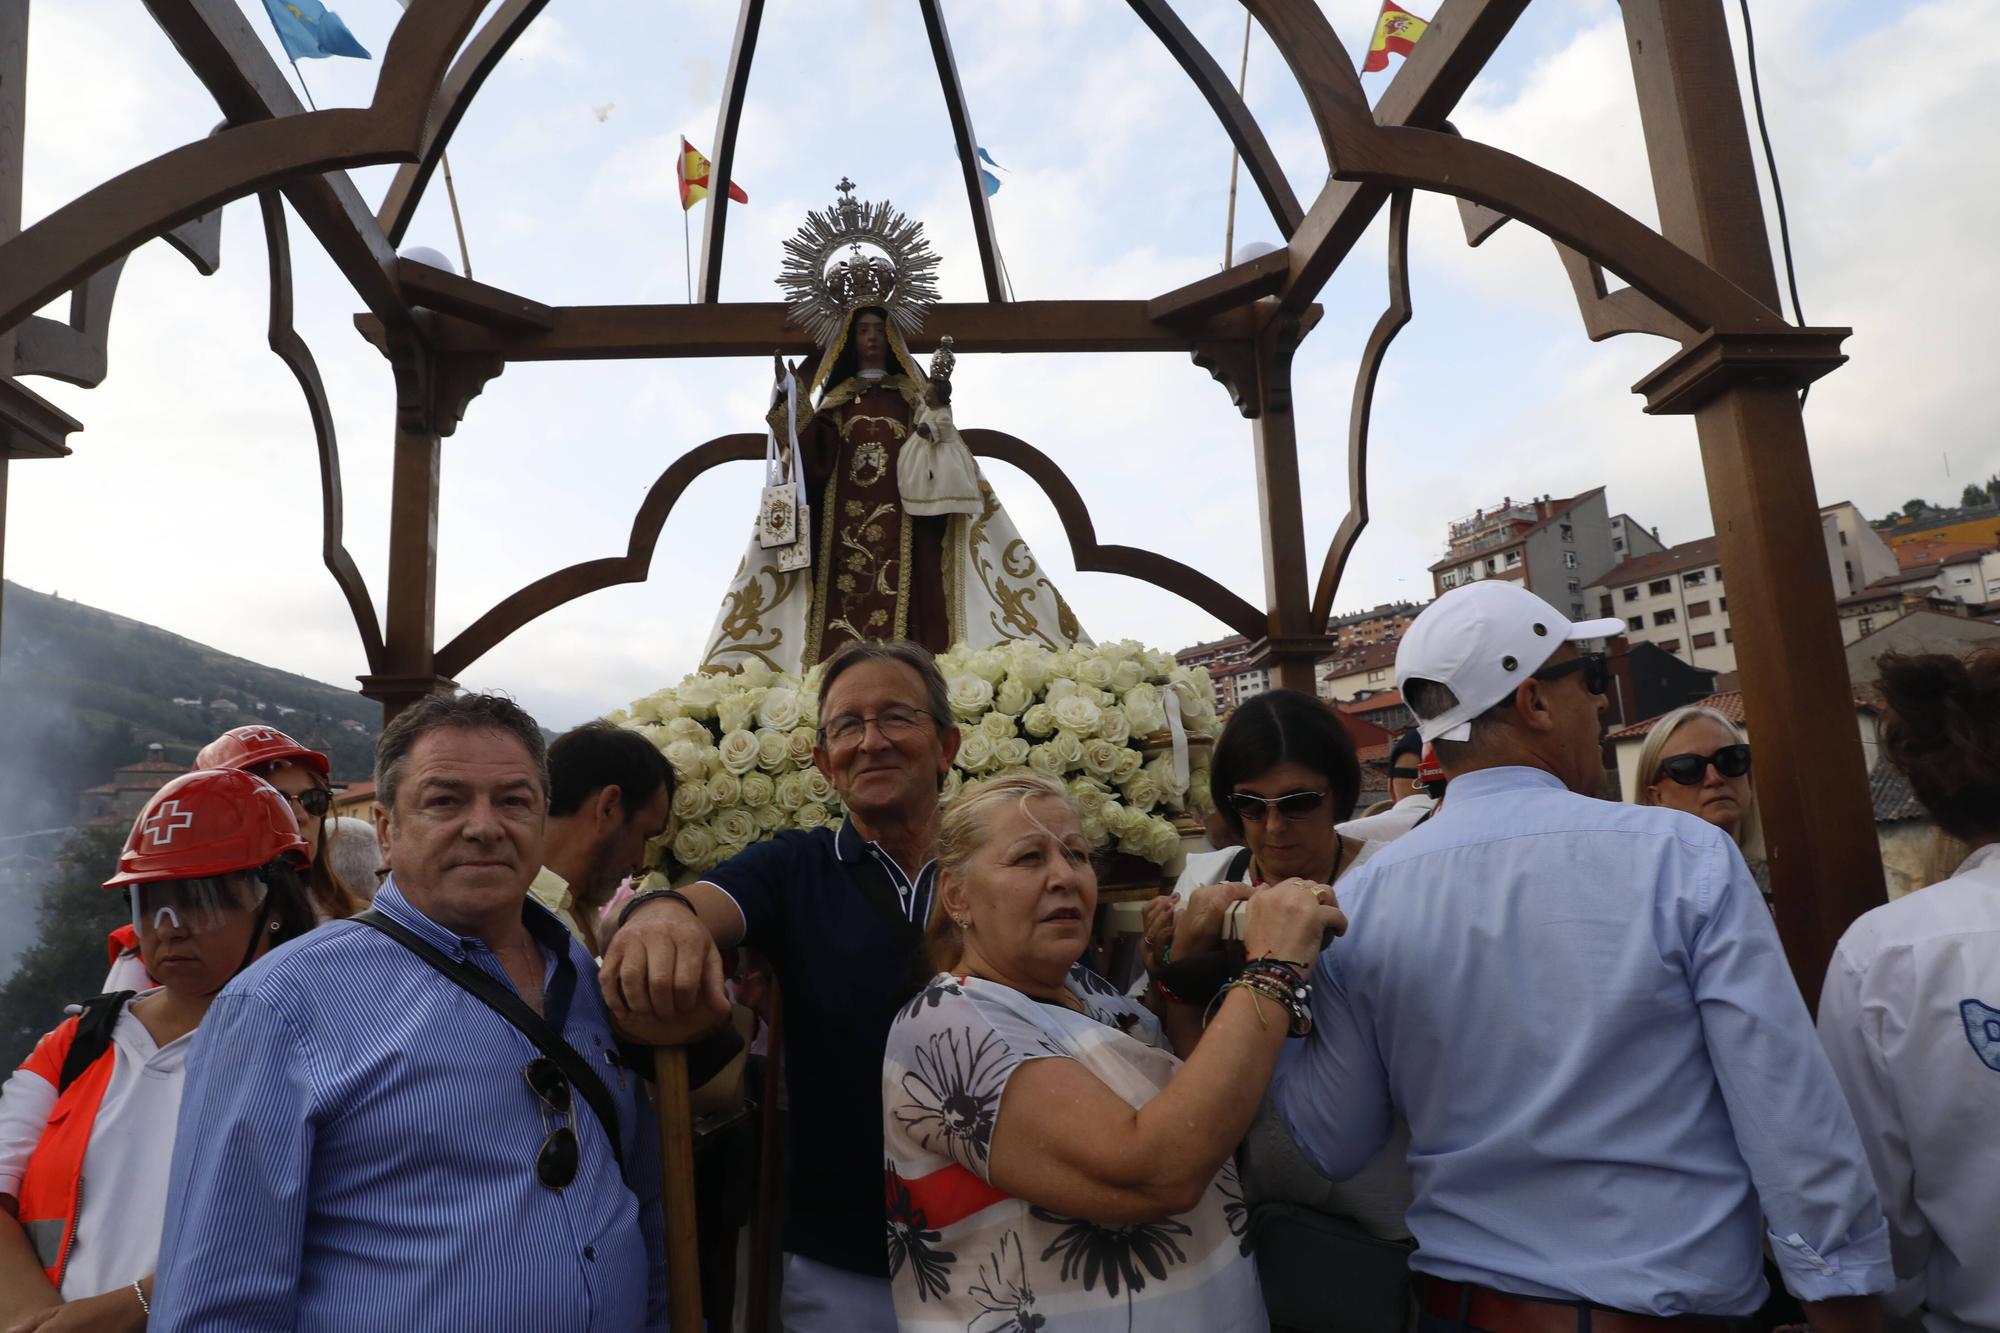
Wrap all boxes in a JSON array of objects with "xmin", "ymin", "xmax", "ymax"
[
  {"xmin": 677, "ymin": 137, "xmax": 748, "ymax": 209},
  {"xmin": 1362, "ymin": 1, "xmax": 1429, "ymax": 72}
]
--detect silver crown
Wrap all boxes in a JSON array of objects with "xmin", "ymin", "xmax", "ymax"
[{"xmin": 777, "ymin": 178, "xmax": 942, "ymax": 347}]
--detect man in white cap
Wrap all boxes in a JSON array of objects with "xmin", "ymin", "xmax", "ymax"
[{"xmin": 1271, "ymin": 580, "xmax": 1890, "ymax": 1333}]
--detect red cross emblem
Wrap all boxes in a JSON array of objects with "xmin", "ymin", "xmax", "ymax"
[{"xmin": 143, "ymin": 799, "xmax": 195, "ymax": 847}]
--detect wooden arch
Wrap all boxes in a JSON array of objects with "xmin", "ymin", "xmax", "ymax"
[{"xmin": 0, "ymin": 0, "xmax": 1885, "ymax": 1011}]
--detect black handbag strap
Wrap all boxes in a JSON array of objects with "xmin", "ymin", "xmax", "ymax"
[
  {"xmin": 353, "ymin": 909, "xmax": 624, "ymax": 1168},
  {"xmin": 842, "ymin": 852, "xmax": 934, "ymax": 993}
]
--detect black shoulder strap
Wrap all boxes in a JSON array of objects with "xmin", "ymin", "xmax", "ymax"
[
  {"xmin": 58, "ymin": 991, "xmax": 136, "ymax": 1094},
  {"xmin": 1226, "ymin": 846, "xmax": 1255, "ymax": 882},
  {"xmin": 353, "ymin": 910, "xmax": 623, "ymax": 1168},
  {"xmin": 842, "ymin": 853, "xmax": 933, "ymax": 994}
]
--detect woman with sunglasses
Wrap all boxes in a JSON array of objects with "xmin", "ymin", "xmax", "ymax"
[
  {"xmin": 0, "ymin": 770, "xmax": 313, "ymax": 1333},
  {"xmin": 1635, "ymin": 707, "xmax": 1765, "ymax": 889}
]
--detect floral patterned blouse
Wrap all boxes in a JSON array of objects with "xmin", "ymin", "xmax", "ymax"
[{"xmin": 882, "ymin": 969, "xmax": 1265, "ymax": 1332}]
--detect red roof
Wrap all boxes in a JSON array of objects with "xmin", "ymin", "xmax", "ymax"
[
  {"xmin": 1340, "ymin": 688, "xmax": 1406, "ymax": 716},
  {"xmin": 1894, "ymin": 538, "xmax": 1990, "ymax": 571},
  {"xmin": 1594, "ymin": 536, "xmax": 1721, "ymax": 590}
]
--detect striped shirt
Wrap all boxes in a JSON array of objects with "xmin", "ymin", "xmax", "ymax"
[{"xmin": 150, "ymin": 880, "xmax": 665, "ymax": 1331}]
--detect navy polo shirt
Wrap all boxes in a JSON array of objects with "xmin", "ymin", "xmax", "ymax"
[{"xmin": 705, "ymin": 820, "xmax": 935, "ymax": 1276}]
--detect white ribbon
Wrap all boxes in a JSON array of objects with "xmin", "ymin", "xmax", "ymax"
[
  {"xmin": 1164, "ymin": 682, "xmax": 1191, "ymax": 794},
  {"xmin": 765, "ymin": 369, "xmax": 800, "ymax": 489}
]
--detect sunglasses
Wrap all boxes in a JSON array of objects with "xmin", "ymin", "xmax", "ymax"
[
  {"xmin": 523, "ymin": 1058, "xmax": 580, "ymax": 1190},
  {"xmin": 281, "ymin": 786, "xmax": 333, "ymax": 818},
  {"xmin": 1657, "ymin": 744, "xmax": 1752, "ymax": 786},
  {"xmin": 1389, "ymin": 767, "xmax": 1420, "ymax": 782},
  {"xmin": 1531, "ymin": 651, "xmax": 1608, "ymax": 697},
  {"xmin": 1229, "ymin": 789, "xmax": 1328, "ymax": 823}
]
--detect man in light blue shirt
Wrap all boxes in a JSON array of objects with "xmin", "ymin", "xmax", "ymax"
[
  {"xmin": 1274, "ymin": 581, "xmax": 1889, "ymax": 1332},
  {"xmin": 152, "ymin": 693, "xmax": 667, "ymax": 1331}
]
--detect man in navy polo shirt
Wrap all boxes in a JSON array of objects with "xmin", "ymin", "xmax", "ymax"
[{"xmin": 604, "ymin": 640, "xmax": 959, "ymax": 1330}]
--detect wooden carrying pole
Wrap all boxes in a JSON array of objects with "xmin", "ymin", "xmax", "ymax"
[
  {"xmin": 652, "ymin": 1046, "xmax": 704, "ymax": 1333},
  {"xmin": 745, "ymin": 983, "xmax": 784, "ymax": 1333}
]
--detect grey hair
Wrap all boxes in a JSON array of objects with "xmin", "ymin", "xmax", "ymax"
[
  {"xmin": 322, "ymin": 816, "xmax": 384, "ymax": 904},
  {"xmin": 816, "ymin": 639, "xmax": 953, "ymax": 729},
  {"xmin": 1404, "ymin": 676, "xmax": 1513, "ymax": 767},
  {"xmin": 374, "ymin": 691, "xmax": 550, "ymax": 814},
  {"xmin": 1635, "ymin": 705, "xmax": 1747, "ymax": 801}
]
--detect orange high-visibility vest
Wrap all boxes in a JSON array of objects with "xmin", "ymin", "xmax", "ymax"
[{"xmin": 13, "ymin": 1012, "xmax": 119, "ymax": 1287}]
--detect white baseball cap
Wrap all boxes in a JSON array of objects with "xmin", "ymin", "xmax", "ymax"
[{"xmin": 1395, "ymin": 581, "xmax": 1624, "ymax": 742}]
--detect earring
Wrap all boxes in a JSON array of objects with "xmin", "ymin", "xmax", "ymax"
[
  {"xmin": 269, "ymin": 921, "xmax": 282, "ymax": 933},
  {"xmin": 953, "ymin": 916, "xmax": 970, "ymax": 929}
]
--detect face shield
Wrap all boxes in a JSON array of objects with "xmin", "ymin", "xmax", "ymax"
[{"xmin": 131, "ymin": 874, "xmax": 269, "ymax": 937}]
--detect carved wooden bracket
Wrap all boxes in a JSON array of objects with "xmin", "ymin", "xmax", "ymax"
[
  {"xmin": 382, "ymin": 320, "xmax": 503, "ymax": 439},
  {"xmin": 1192, "ymin": 300, "xmax": 1307, "ymax": 419},
  {"xmin": 0, "ymin": 377, "xmax": 84, "ymax": 460},
  {"xmin": 1634, "ymin": 327, "xmax": 1850, "ymax": 415}
]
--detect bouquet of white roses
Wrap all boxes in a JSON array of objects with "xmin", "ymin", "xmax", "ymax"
[{"xmin": 611, "ymin": 641, "xmax": 1217, "ymax": 882}]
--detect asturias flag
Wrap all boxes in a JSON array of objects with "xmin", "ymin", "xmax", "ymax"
[
  {"xmin": 678, "ymin": 138, "xmax": 749, "ymax": 210},
  {"xmin": 1362, "ymin": 1, "xmax": 1428, "ymax": 73},
  {"xmin": 259, "ymin": 0, "xmax": 370, "ymax": 62}
]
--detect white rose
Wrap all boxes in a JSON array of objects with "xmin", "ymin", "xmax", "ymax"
[
  {"xmin": 736, "ymin": 659, "xmax": 775, "ymax": 688},
  {"xmin": 1187, "ymin": 769, "xmax": 1216, "ymax": 815},
  {"xmin": 993, "ymin": 677, "xmax": 1032, "ymax": 716},
  {"xmin": 664, "ymin": 739, "xmax": 709, "ymax": 782},
  {"xmin": 1111, "ymin": 660, "xmax": 1143, "ymax": 692},
  {"xmin": 796, "ymin": 801, "xmax": 831, "ymax": 830},
  {"xmin": 671, "ymin": 823, "xmax": 716, "ymax": 870},
  {"xmin": 1113, "ymin": 748, "xmax": 1145, "ymax": 784},
  {"xmin": 1081, "ymin": 739, "xmax": 1123, "ymax": 779},
  {"xmin": 994, "ymin": 737, "xmax": 1031, "ymax": 769},
  {"xmin": 978, "ymin": 712, "xmax": 1015, "ymax": 741},
  {"xmin": 939, "ymin": 769, "xmax": 964, "ymax": 804},
  {"xmin": 716, "ymin": 729, "xmax": 761, "ymax": 775},
  {"xmin": 713, "ymin": 807, "xmax": 758, "ymax": 847},
  {"xmin": 1027, "ymin": 743, "xmax": 1065, "ymax": 776},
  {"xmin": 706, "ymin": 772, "xmax": 742, "ymax": 809},
  {"xmin": 702, "ymin": 748, "xmax": 726, "ymax": 778},
  {"xmin": 1097, "ymin": 640, "xmax": 1139, "ymax": 664},
  {"xmin": 739, "ymin": 772, "xmax": 776, "ymax": 809},
  {"xmin": 756, "ymin": 688, "xmax": 802, "ymax": 732},
  {"xmin": 1080, "ymin": 811, "xmax": 1109, "ymax": 847},
  {"xmin": 716, "ymin": 691, "xmax": 758, "ymax": 735},
  {"xmin": 774, "ymin": 772, "xmax": 809, "ymax": 813},
  {"xmin": 802, "ymin": 769, "xmax": 835, "ymax": 805},
  {"xmin": 1120, "ymin": 773, "xmax": 1163, "ymax": 812},
  {"xmin": 675, "ymin": 674, "xmax": 722, "ymax": 718},
  {"xmin": 1096, "ymin": 706, "xmax": 1131, "ymax": 746},
  {"xmin": 1067, "ymin": 776, "xmax": 1109, "ymax": 807},
  {"xmin": 671, "ymin": 780, "xmax": 713, "ymax": 822},
  {"xmin": 1051, "ymin": 694, "xmax": 1102, "ymax": 737},
  {"xmin": 956, "ymin": 731, "xmax": 997, "ymax": 772},
  {"xmin": 1146, "ymin": 816, "xmax": 1183, "ymax": 865},
  {"xmin": 968, "ymin": 648, "xmax": 1006, "ymax": 684},
  {"xmin": 1047, "ymin": 731, "xmax": 1085, "ymax": 770},
  {"xmin": 1045, "ymin": 677, "xmax": 1081, "ymax": 703},
  {"xmin": 665, "ymin": 716, "xmax": 711, "ymax": 745},
  {"xmin": 1021, "ymin": 703, "xmax": 1057, "ymax": 739},
  {"xmin": 788, "ymin": 727, "xmax": 818, "ymax": 767},
  {"xmin": 1008, "ymin": 650, "xmax": 1053, "ymax": 694},
  {"xmin": 756, "ymin": 728, "xmax": 790, "ymax": 772},
  {"xmin": 752, "ymin": 803, "xmax": 786, "ymax": 832},
  {"xmin": 946, "ymin": 673, "xmax": 995, "ymax": 720},
  {"xmin": 1075, "ymin": 656, "xmax": 1114, "ymax": 690},
  {"xmin": 1122, "ymin": 683, "xmax": 1167, "ymax": 736}
]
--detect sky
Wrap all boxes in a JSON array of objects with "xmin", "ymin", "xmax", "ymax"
[{"xmin": 8, "ymin": 0, "xmax": 1995, "ymax": 731}]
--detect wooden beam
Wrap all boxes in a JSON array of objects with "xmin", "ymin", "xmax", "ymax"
[
  {"xmin": 357, "ymin": 300, "xmax": 1285, "ymax": 362},
  {"xmin": 397, "ymin": 258, "xmax": 553, "ymax": 333},
  {"xmin": 1146, "ymin": 249, "xmax": 1289, "ymax": 324},
  {"xmin": 1278, "ymin": 0, "xmax": 1530, "ymax": 315},
  {"xmin": 143, "ymin": 0, "xmax": 406, "ymax": 322},
  {"xmin": 918, "ymin": 0, "xmax": 1007, "ymax": 302},
  {"xmin": 695, "ymin": 0, "xmax": 763, "ymax": 304}
]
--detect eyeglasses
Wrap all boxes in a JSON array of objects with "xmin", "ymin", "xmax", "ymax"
[
  {"xmin": 282, "ymin": 787, "xmax": 332, "ymax": 818},
  {"xmin": 1531, "ymin": 651, "xmax": 1608, "ymax": 697},
  {"xmin": 1228, "ymin": 789, "xmax": 1329, "ymax": 823},
  {"xmin": 819, "ymin": 706, "xmax": 935, "ymax": 750},
  {"xmin": 523, "ymin": 1058, "xmax": 579, "ymax": 1190},
  {"xmin": 1657, "ymin": 744, "xmax": 1752, "ymax": 786}
]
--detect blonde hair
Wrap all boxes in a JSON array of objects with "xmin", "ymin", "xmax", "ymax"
[
  {"xmin": 925, "ymin": 772, "xmax": 1085, "ymax": 974},
  {"xmin": 1635, "ymin": 706, "xmax": 1757, "ymax": 844}
]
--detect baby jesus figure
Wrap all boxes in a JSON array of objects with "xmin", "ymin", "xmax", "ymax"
[{"xmin": 897, "ymin": 339, "xmax": 983, "ymax": 519}]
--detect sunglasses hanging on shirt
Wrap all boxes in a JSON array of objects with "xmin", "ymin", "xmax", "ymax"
[{"xmin": 523, "ymin": 1057, "xmax": 580, "ymax": 1190}]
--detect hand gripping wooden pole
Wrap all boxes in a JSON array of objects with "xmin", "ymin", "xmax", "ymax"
[{"xmin": 618, "ymin": 1009, "xmax": 727, "ymax": 1333}]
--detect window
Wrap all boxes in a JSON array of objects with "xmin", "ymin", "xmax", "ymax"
[
  {"xmin": 1719, "ymin": 596, "xmax": 1727, "ymax": 612},
  {"xmin": 1599, "ymin": 594, "xmax": 1614, "ymax": 617},
  {"xmin": 1560, "ymin": 523, "xmax": 1574, "ymax": 543},
  {"xmin": 1683, "ymin": 569, "xmax": 1707, "ymax": 587},
  {"xmin": 1840, "ymin": 530, "xmax": 1849, "ymax": 546},
  {"xmin": 1566, "ymin": 577, "xmax": 1581, "ymax": 594},
  {"xmin": 1563, "ymin": 550, "xmax": 1579, "ymax": 570},
  {"xmin": 1844, "ymin": 560, "xmax": 1854, "ymax": 587},
  {"xmin": 1955, "ymin": 573, "xmax": 1975, "ymax": 586},
  {"xmin": 1724, "ymin": 627, "xmax": 1734, "ymax": 643},
  {"xmin": 1649, "ymin": 579, "xmax": 1672, "ymax": 596},
  {"xmin": 1571, "ymin": 602, "xmax": 1585, "ymax": 618},
  {"xmin": 1653, "ymin": 608, "xmax": 1677, "ymax": 626},
  {"xmin": 1712, "ymin": 567, "xmax": 1724, "ymax": 583},
  {"xmin": 1613, "ymin": 537, "xmax": 1625, "ymax": 552},
  {"xmin": 1368, "ymin": 668, "xmax": 1387, "ymax": 682},
  {"xmin": 1858, "ymin": 616, "xmax": 1873, "ymax": 635},
  {"xmin": 1659, "ymin": 639, "xmax": 1682, "ymax": 654},
  {"xmin": 1505, "ymin": 550, "xmax": 1521, "ymax": 567},
  {"xmin": 1693, "ymin": 631, "xmax": 1717, "ymax": 649},
  {"xmin": 1687, "ymin": 600, "xmax": 1711, "ymax": 618},
  {"xmin": 1623, "ymin": 586, "xmax": 1639, "ymax": 603},
  {"xmin": 1486, "ymin": 558, "xmax": 1497, "ymax": 573},
  {"xmin": 1627, "ymin": 616, "xmax": 1644, "ymax": 631}
]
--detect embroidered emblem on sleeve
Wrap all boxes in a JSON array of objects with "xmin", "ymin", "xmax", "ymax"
[{"xmin": 1959, "ymin": 998, "xmax": 2000, "ymax": 1072}]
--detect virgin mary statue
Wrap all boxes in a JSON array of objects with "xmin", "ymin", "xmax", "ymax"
[{"xmin": 701, "ymin": 181, "xmax": 1087, "ymax": 672}]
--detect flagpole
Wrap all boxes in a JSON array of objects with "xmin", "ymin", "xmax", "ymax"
[
  {"xmin": 683, "ymin": 208, "xmax": 692, "ymax": 304},
  {"xmin": 439, "ymin": 150, "xmax": 473, "ymax": 279},
  {"xmin": 289, "ymin": 58, "xmax": 319, "ymax": 112},
  {"xmin": 1222, "ymin": 10, "xmax": 1251, "ymax": 268}
]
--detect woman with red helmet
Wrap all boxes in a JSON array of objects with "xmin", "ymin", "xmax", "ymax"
[
  {"xmin": 103, "ymin": 728, "xmax": 359, "ymax": 991},
  {"xmin": 0, "ymin": 770, "xmax": 315, "ymax": 1331}
]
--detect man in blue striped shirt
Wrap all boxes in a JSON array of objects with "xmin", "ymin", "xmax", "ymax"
[
  {"xmin": 1275, "ymin": 581, "xmax": 1890, "ymax": 1332},
  {"xmin": 151, "ymin": 694, "xmax": 667, "ymax": 1331}
]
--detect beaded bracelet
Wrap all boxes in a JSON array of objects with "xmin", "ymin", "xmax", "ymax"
[
  {"xmin": 1219, "ymin": 959, "xmax": 1314, "ymax": 1037},
  {"xmin": 616, "ymin": 886, "xmax": 698, "ymax": 931}
]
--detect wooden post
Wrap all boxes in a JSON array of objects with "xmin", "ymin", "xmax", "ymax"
[
  {"xmin": 745, "ymin": 981, "xmax": 783, "ymax": 1333},
  {"xmin": 652, "ymin": 1046, "xmax": 704, "ymax": 1333},
  {"xmin": 1623, "ymin": 0, "xmax": 1883, "ymax": 1007},
  {"xmin": 0, "ymin": 1, "xmax": 25, "ymax": 656},
  {"xmin": 1249, "ymin": 319, "xmax": 1320, "ymax": 693},
  {"xmin": 363, "ymin": 335, "xmax": 451, "ymax": 723}
]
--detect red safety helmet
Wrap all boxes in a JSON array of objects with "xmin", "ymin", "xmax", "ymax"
[
  {"xmin": 194, "ymin": 724, "xmax": 330, "ymax": 779},
  {"xmin": 1416, "ymin": 744, "xmax": 1446, "ymax": 786},
  {"xmin": 103, "ymin": 769, "xmax": 310, "ymax": 889}
]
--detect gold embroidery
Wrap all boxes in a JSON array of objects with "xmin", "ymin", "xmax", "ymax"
[{"xmin": 848, "ymin": 438, "xmax": 889, "ymax": 487}]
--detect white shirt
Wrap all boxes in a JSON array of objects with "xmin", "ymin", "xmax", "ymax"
[
  {"xmin": 1819, "ymin": 842, "xmax": 2000, "ymax": 1332},
  {"xmin": 0, "ymin": 994, "xmax": 192, "ymax": 1298},
  {"xmin": 1337, "ymin": 791, "xmax": 1436, "ymax": 844}
]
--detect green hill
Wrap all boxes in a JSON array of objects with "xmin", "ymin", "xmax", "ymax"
[{"xmin": 0, "ymin": 580, "xmax": 379, "ymax": 838}]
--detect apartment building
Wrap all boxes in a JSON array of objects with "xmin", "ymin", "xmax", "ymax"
[
  {"xmin": 1430, "ymin": 489, "xmax": 1663, "ymax": 621},
  {"xmin": 1175, "ymin": 634, "xmax": 1257, "ymax": 712},
  {"xmin": 1875, "ymin": 499, "xmax": 2000, "ymax": 549},
  {"xmin": 1587, "ymin": 537, "xmax": 1737, "ymax": 673},
  {"xmin": 1326, "ymin": 601, "xmax": 1424, "ymax": 652},
  {"xmin": 1315, "ymin": 640, "xmax": 1401, "ymax": 703},
  {"xmin": 1821, "ymin": 501, "xmax": 1900, "ymax": 597},
  {"xmin": 1211, "ymin": 660, "xmax": 1271, "ymax": 713}
]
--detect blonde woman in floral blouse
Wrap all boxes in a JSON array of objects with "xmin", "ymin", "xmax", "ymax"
[{"xmin": 882, "ymin": 772, "xmax": 1344, "ymax": 1331}]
